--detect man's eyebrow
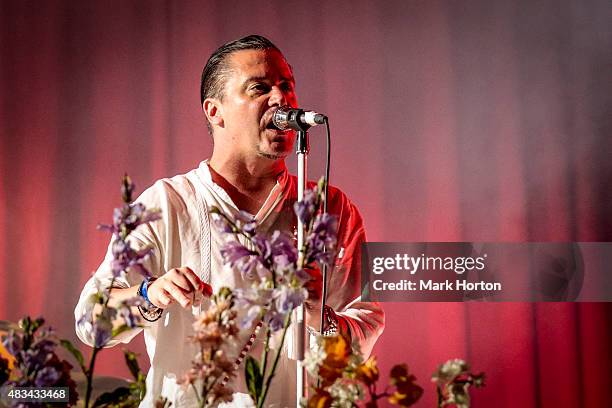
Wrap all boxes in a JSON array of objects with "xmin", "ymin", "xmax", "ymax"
[
  {"xmin": 244, "ymin": 76, "xmax": 268, "ymax": 83},
  {"xmin": 242, "ymin": 75, "xmax": 296, "ymax": 87},
  {"xmin": 242, "ymin": 76, "xmax": 266, "ymax": 88}
]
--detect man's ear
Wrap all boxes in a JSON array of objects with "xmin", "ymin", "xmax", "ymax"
[{"xmin": 203, "ymin": 98, "xmax": 223, "ymax": 128}]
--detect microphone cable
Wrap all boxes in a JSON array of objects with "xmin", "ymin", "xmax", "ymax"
[{"xmin": 319, "ymin": 117, "xmax": 332, "ymax": 334}]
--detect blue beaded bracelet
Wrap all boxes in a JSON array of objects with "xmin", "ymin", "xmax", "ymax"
[
  {"xmin": 141, "ymin": 277, "xmax": 154, "ymax": 304},
  {"xmin": 137, "ymin": 277, "xmax": 162, "ymax": 322}
]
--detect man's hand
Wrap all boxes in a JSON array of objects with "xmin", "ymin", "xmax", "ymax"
[{"xmin": 147, "ymin": 267, "xmax": 212, "ymax": 308}]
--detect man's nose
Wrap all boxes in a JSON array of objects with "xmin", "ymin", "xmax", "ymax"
[{"xmin": 268, "ymin": 85, "xmax": 287, "ymax": 107}]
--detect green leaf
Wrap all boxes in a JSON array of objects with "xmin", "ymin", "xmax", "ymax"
[
  {"xmin": 129, "ymin": 380, "xmax": 147, "ymax": 402},
  {"xmin": 112, "ymin": 324, "xmax": 131, "ymax": 338},
  {"xmin": 245, "ymin": 355, "xmax": 263, "ymax": 403},
  {"xmin": 92, "ymin": 386, "xmax": 132, "ymax": 407},
  {"xmin": 123, "ymin": 350, "xmax": 142, "ymax": 382},
  {"xmin": 60, "ymin": 339, "xmax": 86, "ymax": 372}
]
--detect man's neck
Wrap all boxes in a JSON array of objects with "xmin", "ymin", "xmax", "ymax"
[{"xmin": 208, "ymin": 154, "xmax": 286, "ymax": 214}]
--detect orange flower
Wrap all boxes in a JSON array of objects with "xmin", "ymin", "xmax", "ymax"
[
  {"xmin": 307, "ymin": 389, "xmax": 334, "ymax": 408},
  {"xmin": 0, "ymin": 342, "xmax": 15, "ymax": 370},
  {"xmin": 317, "ymin": 334, "xmax": 351, "ymax": 387},
  {"xmin": 388, "ymin": 364, "xmax": 423, "ymax": 407},
  {"xmin": 356, "ymin": 356, "xmax": 379, "ymax": 386}
]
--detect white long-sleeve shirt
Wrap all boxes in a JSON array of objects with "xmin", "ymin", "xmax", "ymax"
[{"xmin": 75, "ymin": 161, "xmax": 384, "ymax": 407}]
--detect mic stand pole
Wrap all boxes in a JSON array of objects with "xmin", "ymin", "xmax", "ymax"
[{"xmin": 295, "ymin": 127, "xmax": 309, "ymax": 407}]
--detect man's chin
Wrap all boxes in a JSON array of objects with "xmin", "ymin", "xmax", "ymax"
[
  {"xmin": 256, "ymin": 150, "xmax": 289, "ymax": 160},
  {"xmin": 256, "ymin": 141, "xmax": 293, "ymax": 160}
]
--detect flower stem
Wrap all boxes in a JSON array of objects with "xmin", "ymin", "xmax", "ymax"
[
  {"xmin": 257, "ymin": 314, "xmax": 292, "ymax": 408},
  {"xmin": 260, "ymin": 326, "xmax": 271, "ymax": 378},
  {"xmin": 191, "ymin": 383, "xmax": 201, "ymax": 405},
  {"xmin": 85, "ymin": 276, "xmax": 117, "ymax": 408},
  {"xmin": 437, "ymin": 385, "xmax": 443, "ymax": 407},
  {"xmin": 84, "ymin": 346, "xmax": 100, "ymax": 408}
]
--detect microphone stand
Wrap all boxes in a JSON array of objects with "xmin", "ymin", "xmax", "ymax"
[
  {"xmin": 276, "ymin": 107, "xmax": 328, "ymax": 407},
  {"xmin": 295, "ymin": 126, "xmax": 309, "ymax": 407}
]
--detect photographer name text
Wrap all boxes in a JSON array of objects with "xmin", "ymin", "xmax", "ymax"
[{"xmin": 369, "ymin": 254, "xmax": 502, "ymax": 293}]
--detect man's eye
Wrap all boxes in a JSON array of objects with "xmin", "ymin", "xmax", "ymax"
[
  {"xmin": 280, "ymin": 82, "xmax": 294, "ymax": 93},
  {"xmin": 251, "ymin": 83, "xmax": 269, "ymax": 93}
]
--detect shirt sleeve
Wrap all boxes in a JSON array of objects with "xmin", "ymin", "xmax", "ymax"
[
  {"xmin": 325, "ymin": 188, "xmax": 385, "ymax": 358},
  {"xmin": 74, "ymin": 185, "xmax": 166, "ymax": 348}
]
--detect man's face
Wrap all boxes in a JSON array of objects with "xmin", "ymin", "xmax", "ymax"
[{"xmin": 216, "ymin": 48, "xmax": 298, "ymax": 160}]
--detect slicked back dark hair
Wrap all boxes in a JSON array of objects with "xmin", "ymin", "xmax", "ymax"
[{"xmin": 201, "ymin": 35, "xmax": 283, "ymax": 105}]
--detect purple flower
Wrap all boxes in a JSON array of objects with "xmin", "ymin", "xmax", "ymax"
[
  {"xmin": 99, "ymin": 203, "xmax": 161, "ymax": 237},
  {"xmin": 255, "ymin": 263, "xmax": 272, "ymax": 280},
  {"xmin": 273, "ymin": 254, "xmax": 293, "ymax": 271},
  {"xmin": 306, "ymin": 213, "xmax": 339, "ymax": 267},
  {"xmin": 94, "ymin": 319, "xmax": 113, "ymax": 348},
  {"xmin": 275, "ymin": 286, "xmax": 307, "ymax": 313},
  {"xmin": 3, "ymin": 331, "xmax": 22, "ymax": 356},
  {"xmin": 241, "ymin": 305, "xmax": 262, "ymax": 329},
  {"xmin": 294, "ymin": 189, "xmax": 319, "ymax": 225},
  {"xmin": 311, "ymin": 213, "xmax": 338, "ymax": 241},
  {"xmin": 220, "ymin": 241, "xmax": 253, "ymax": 265},
  {"xmin": 265, "ymin": 310, "xmax": 286, "ymax": 332},
  {"xmin": 3, "ymin": 317, "xmax": 78, "ymax": 405},
  {"xmin": 235, "ymin": 211, "xmax": 258, "ymax": 235},
  {"xmin": 93, "ymin": 308, "xmax": 116, "ymax": 348},
  {"xmin": 34, "ymin": 366, "xmax": 60, "ymax": 386},
  {"xmin": 270, "ymin": 231, "xmax": 298, "ymax": 264},
  {"xmin": 234, "ymin": 287, "xmax": 278, "ymax": 329},
  {"xmin": 211, "ymin": 213, "xmax": 233, "ymax": 233},
  {"xmin": 220, "ymin": 241, "xmax": 267, "ymax": 280},
  {"xmin": 234, "ymin": 287, "xmax": 273, "ymax": 308},
  {"xmin": 210, "ymin": 208, "xmax": 258, "ymax": 235},
  {"xmin": 237, "ymin": 256, "xmax": 261, "ymax": 280},
  {"xmin": 118, "ymin": 304, "xmax": 140, "ymax": 329},
  {"xmin": 253, "ymin": 234, "xmax": 272, "ymax": 261},
  {"xmin": 128, "ymin": 203, "xmax": 161, "ymax": 227},
  {"xmin": 77, "ymin": 313, "xmax": 94, "ymax": 335},
  {"xmin": 110, "ymin": 238, "xmax": 154, "ymax": 278},
  {"xmin": 23, "ymin": 345, "xmax": 51, "ymax": 371}
]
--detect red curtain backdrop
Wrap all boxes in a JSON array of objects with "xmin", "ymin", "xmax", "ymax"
[{"xmin": 1, "ymin": 1, "xmax": 611, "ymax": 406}]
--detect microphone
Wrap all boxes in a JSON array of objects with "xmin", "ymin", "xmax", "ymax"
[{"xmin": 272, "ymin": 106, "xmax": 327, "ymax": 131}]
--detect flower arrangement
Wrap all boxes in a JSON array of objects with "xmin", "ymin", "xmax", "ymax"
[
  {"xmin": 304, "ymin": 334, "xmax": 423, "ymax": 408},
  {"xmin": 0, "ymin": 176, "xmax": 486, "ymax": 408},
  {"xmin": 0, "ymin": 316, "xmax": 78, "ymax": 407},
  {"xmin": 0, "ymin": 175, "xmax": 162, "ymax": 407},
  {"xmin": 72, "ymin": 175, "xmax": 161, "ymax": 408},
  {"xmin": 196, "ymin": 178, "xmax": 338, "ymax": 408},
  {"xmin": 180, "ymin": 178, "xmax": 486, "ymax": 408},
  {"xmin": 177, "ymin": 287, "xmax": 239, "ymax": 407}
]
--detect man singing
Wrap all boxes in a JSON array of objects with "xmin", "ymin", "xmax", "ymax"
[{"xmin": 75, "ymin": 35, "xmax": 384, "ymax": 407}]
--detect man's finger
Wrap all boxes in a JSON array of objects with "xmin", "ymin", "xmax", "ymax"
[
  {"xmin": 167, "ymin": 268, "xmax": 195, "ymax": 292},
  {"xmin": 180, "ymin": 267, "xmax": 205, "ymax": 293},
  {"xmin": 165, "ymin": 283, "xmax": 191, "ymax": 307},
  {"xmin": 155, "ymin": 290, "xmax": 173, "ymax": 308}
]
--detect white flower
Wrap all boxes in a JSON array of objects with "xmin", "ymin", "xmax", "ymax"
[{"xmin": 328, "ymin": 379, "xmax": 363, "ymax": 407}]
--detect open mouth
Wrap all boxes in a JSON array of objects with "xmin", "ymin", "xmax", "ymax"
[
  {"xmin": 265, "ymin": 121, "xmax": 292, "ymax": 135},
  {"xmin": 265, "ymin": 121, "xmax": 279, "ymax": 130},
  {"xmin": 263, "ymin": 107, "xmax": 290, "ymax": 133}
]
